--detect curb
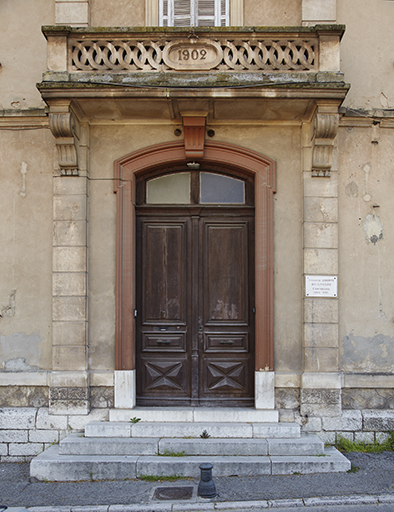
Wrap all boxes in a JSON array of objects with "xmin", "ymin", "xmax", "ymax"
[{"xmin": 5, "ymin": 494, "xmax": 394, "ymax": 511}]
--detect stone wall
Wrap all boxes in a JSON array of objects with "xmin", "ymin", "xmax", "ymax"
[
  {"xmin": 0, "ymin": 406, "xmax": 111, "ymax": 462},
  {"xmin": 276, "ymin": 387, "xmax": 394, "ymax": 445}
]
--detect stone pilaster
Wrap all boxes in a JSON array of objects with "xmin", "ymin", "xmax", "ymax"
[
  {"xmin": 302, "ymin": 0, "xmax": 336, "ymax": 25},
  {"xmin": 50, "ymin": 103, "xmax": 90, "ymax": 414},
  {"xmin": 55, "ymin": 0, "xmax": 89, "ymax": 26},
  {"xmin": 301, "ymin": 103, "xmax": 341, "ymax": 417}
]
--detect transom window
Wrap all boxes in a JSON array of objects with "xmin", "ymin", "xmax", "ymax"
[
  {"xmin": 159, "ymin": 0, "xmax": 230, "ymax": 27},
  {"xmin": 145, "ymin": 171, "xmax": 248, "ymax": 204}
]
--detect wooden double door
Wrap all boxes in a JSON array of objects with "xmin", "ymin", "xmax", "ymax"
[{"xmin": 136, "ymin": 207, "xmax": 255, "ymax": 406}]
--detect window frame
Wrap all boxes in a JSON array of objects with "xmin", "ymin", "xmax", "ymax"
[
  {"xmin": 159, "ymin": 0, "xmax": 230, "ymax": 27},
  {"xmin": 145, "ymin": 0, "xmax": 243, "ymax": 26}
]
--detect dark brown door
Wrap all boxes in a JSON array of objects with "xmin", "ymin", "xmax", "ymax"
[{"xmin": 136, "ymin": 207, "xmax": 255, "ymax": 406}]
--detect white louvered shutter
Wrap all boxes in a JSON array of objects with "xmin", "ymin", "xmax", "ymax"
[{"xmin": 159, "ymin": 0, "xmax": 229, "ymax": 27}]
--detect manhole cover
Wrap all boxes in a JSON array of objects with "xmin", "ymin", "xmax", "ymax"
[{"xmin": 154, "ymin": 486, "xmax": 194, "ymax": 500}]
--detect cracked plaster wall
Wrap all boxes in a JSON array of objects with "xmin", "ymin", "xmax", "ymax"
[
  {"xmin": 338, "ymin": 125, "xmax": 394, "ymax": 372},
  {"xmin": 0, "ymin": 130, "xmax": 54, "ymax": 371}
]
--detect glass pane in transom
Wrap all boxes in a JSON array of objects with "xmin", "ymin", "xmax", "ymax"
[
  {"xmin": 147, "ymin": 172, "xmax": 191, "ymax": 203},
  {"xmin": 200, "ymin": 172, "xmax": 245, "ymax": 204}
]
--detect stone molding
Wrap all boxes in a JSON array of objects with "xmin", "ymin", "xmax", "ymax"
[{"xmin": 113, "ymin": 141, "xmax": 276, "ymax": 372}]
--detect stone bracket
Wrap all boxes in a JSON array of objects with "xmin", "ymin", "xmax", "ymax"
[
  {"xmin": 311, "ymin": 110, "xmax": 339, "ymax": 177},
  {"xmin": 182, "ymin": 116, "xmax": 206, "ymax": 160},
  {"xmin": 49, "ymin": 107, "xmax": 80, "ymax": 175}
]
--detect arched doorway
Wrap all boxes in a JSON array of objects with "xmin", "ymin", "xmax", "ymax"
[
  {"xmin": 136, "ymin": 166, "xmax": 255, "ymax": 406},
  {"xmin": 114, "ymin": 141, "xmax": 276, "ymax": 408}
]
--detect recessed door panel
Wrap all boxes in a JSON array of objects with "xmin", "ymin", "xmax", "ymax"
[{"xmin": 143, "ymin": 222, "xmax": 187, "ymax": 324}]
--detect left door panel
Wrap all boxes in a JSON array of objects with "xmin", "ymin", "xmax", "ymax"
[{"xmin": 136, "ymin": 217, "xmax": 191, "ymax": 404}]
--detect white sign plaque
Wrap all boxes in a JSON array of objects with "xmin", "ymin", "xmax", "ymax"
[{"xmin": 305, "ymin": 276, "xmax": 337, "ymax": 297}]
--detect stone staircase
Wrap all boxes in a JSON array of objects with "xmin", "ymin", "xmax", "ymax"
[{"xmin": 30, "ymin": 408, "xmax": 350, "ymax": 481}]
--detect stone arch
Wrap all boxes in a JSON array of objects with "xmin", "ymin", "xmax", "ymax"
[{"xmin": 114, "ymin": 140, "xmax": 276, "ymax": 380}]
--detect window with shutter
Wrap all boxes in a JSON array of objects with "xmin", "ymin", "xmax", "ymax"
[{"xmin": 159, "ymin": 0, "xmax": 229, "ymax": 27}]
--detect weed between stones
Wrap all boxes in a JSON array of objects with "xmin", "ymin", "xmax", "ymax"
[{"xmin": 336, "ymin": 431, "xmax": 394, "ymax": 453}]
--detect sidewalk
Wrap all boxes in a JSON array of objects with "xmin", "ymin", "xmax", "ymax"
[{"xmin": 1, "ymin": 451, "xmax": 394, "ymax": 511}]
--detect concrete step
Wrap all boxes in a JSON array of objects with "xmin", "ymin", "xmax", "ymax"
[
  {"xmin": 30, "ymin": 444, "xmax": 350, "ymax": 482},
  {"xmin": 60, "ymin": 432, "xmax": 324, "ymax": 456},
  {"xmin": 84, "ymin": 421, "xmax": 300, "ymax": 439},
  {"xmin": 109, "ymin": 407, "xmax": 279, "ymax": 423}
]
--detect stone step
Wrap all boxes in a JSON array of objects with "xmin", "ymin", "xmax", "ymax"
[
  {"xmin": 60, "ymin": 432, "xmax": 324, "ymax": 457},
  {"xmin": 30, "ymin": 444, "xmax": 350, "ymax": 482},
  {"xmin": 109, "ymin": 407, "xmax": 279, "ymax": 423},
  {"xmin": 84, "ymin": 421, "xmax": 300, "ymax": 439}
]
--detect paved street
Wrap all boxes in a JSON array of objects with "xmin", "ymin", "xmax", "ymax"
[{"xmin": 1, "ymin": 452, "xmax": 394, "ymax": 511}]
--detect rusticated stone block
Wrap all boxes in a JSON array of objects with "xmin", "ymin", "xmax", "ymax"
[
  {"xmin": 363, "ymin": 410, "xmax": 394, "ymax": 431},
  {"xmin": 49, "ymin": 387, "xmax": 90, "ymax": 415},
  {"xmin": 301, "ymin": 389, "xmax": 341, "ymax": 417},
  {"xmin": 29, "ymin": 430, "xmax": 59, "ymax": 444},
  {"xmin": 302, "ymin": 389, "xmax": 340, "ymax": 405},
  {"xmin": 0, "ymin": 386, "xmax": 49, "ymax": 407},
  {"xmin": 0, "ymin": 430, "xmax": 28, "ymax": 443},
  {"xmin": 300, "ymin": 417, "xmax": 322, "ymax": 432},
  {"xmin": 275, "ymin": 388, "xmax": 300, "ymax": 409},
  {"xmin": 9, "ymin": 443, "xmax": 43, "ymax": 456},
  {"xmin": 342, "ymin": 388, "xmax": 394, "ymax": 410},
  {"xmin": 322, "ymin": 410, "xmax": 362, "ymax": 431},
  {"xmin": 90, "ymin": 387, "xmax": 114, "ymax": 409},
  {"xmin": 336, "ymin": 432, "xmax": 354, "ymax": 442},
  {"xmin": 0, "ymin": 408, "xmax": 36, "ymax": 429},
  {"xmin": 36, "ymin": 408, "xmax": 68, "ymax": 430},
  {"xmin": 354, "ymin": 432, "xmax": 374, "ymax": 444}
]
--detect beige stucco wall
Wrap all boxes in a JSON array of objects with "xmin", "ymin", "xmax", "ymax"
[
  {"xmin": 90, "ymin": 0, "xmax": 144, "ymax": 27},
  {"xmin": 244, "ymin": 0, "xmax": 302, "ymax": 26},
  {"xmin": 0, "ymin": 128, "xmax": 54, "ymax": 371},
  {"xmin": 0, "ymin": 0, "xmax": 54, "ymax": 110},
  {"xmin": 88, "ymin": 0, "xmax": 302, "ymax": 27},
  {"xmin": 338, "ymin": 0, "xmax": 394, "ymax": 110},
  {"xmin": 87, "ymin": 122, "xmax": 303, "ymax": 373},
  {"xmin": 338, "ymin": 124, "xmax": 394, "ymax": 372}
]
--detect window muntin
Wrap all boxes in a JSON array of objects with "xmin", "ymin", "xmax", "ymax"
[{"xmin": 159, "ymin": 0, "xmax": 229, "ymax": 27}]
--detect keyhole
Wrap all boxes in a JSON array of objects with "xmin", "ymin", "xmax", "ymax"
[{"xmin": 161, "ymin": 310, "xmax": 166, "ymax": 319}]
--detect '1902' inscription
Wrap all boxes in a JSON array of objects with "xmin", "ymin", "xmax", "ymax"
[{"xmin": 163, "ymin": 40, "xmax": 222, "ymax": 70}]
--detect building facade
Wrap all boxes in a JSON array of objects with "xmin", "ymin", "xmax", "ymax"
[{"xmin": 1, "ymin": 0, "xmax": 394, "ymax": 460}]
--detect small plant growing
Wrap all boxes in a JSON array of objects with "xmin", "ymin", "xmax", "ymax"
[
  {"xmin": 347, "ymin": 465, "xmax": 360, "ymax": 473},
  {"xmin": 159, "ymin": 449, "xmax": 186, "ymax": 457},
  {"xmin": 139, "ymin": 474, "xmax": 185, "ymax": 482},
  {"xmin": 130, "ymin": 417, "xmax": 141, "ymax": 423},
  {"xmin": 336, "ymin": 433, "xmax": 394, "ymax": 454},
  {"xmin": 200, "ymin": 429, "xmax": 210, "ymax": 439}
]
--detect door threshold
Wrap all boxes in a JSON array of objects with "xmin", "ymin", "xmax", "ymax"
[{"xmin": 109, "ymin": 407, "xmax": 279, "ymax": 423}]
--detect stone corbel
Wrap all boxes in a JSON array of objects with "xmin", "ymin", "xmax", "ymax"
[
  {"xmin": 49, "ymin": 108, "xmax": 80, "ymax": 176},
  {"xmin": 182, "ymin": 115, "xmax": 207, "ymax": 160},
  {"xmin": 311, "ymin": 110, "xmax": 339, "ymax": 177}
]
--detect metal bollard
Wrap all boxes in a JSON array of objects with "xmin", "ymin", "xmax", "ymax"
[{"xmin": 198, "ymin": 462, "xmax": 216, "ymax": 498}]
